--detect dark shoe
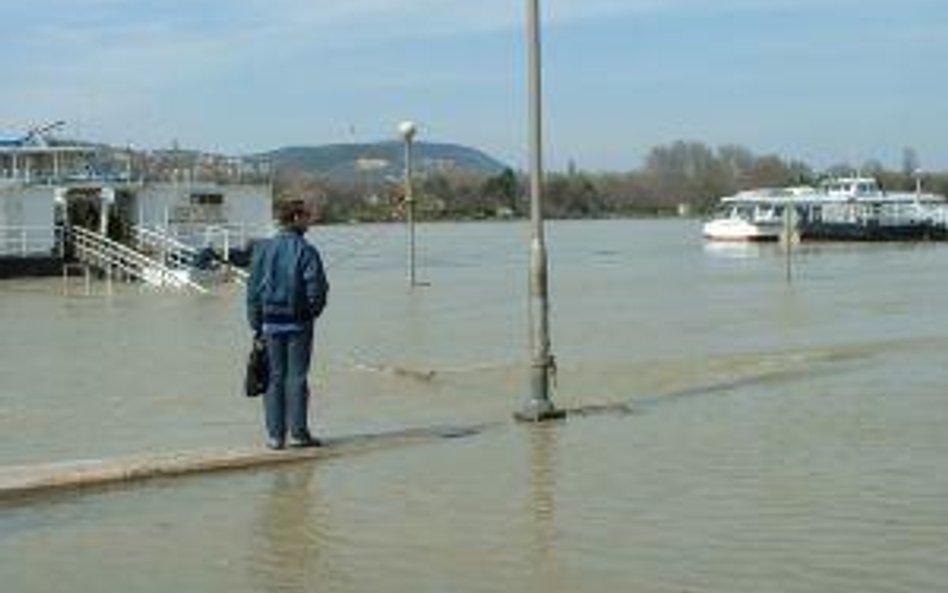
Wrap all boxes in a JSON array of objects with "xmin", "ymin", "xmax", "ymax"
[
  {"xmin": 289, "ymin": 433, "xmax": 322, "ymax": 448},
  {"xmin": 266, "ymin": 437, "xmax": 285, "ymax": 450}
]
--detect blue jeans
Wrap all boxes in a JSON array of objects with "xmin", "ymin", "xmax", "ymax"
[{"xmin": 263, "ymin": 328, "xmax": 314, "ymax": 442}]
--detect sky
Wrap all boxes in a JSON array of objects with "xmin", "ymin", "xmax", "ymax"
[{"xmin": 1, "ymin": 0, "xmax": 946, "ymax": 171}]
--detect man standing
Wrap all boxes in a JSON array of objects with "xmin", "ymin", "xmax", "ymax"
[{"xmin": 247, "ymin": 199, "xmax": 329, "ymax": 449}]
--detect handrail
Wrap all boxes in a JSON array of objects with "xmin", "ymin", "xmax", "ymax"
[
  {"xmin": 926, "ymin": 204, "xmax": 948, "ymax": 226},
  {"xmin": 169, "ymin": 221, "xmax": 275, "ymax": 254},
  {"xmin": 132, "ymin": 225, "xmax": 198, "ymax": 270},
  {"xmin": 135, "ymin": 224, "xmax": 251, "ymax": 285},
  {"xmin": 71, "ymin": 226, "xmax": 207, "ymax": 293},
  {"xmin": 230, "ymin": 266, "xmax": 249, "ymax": 283}
]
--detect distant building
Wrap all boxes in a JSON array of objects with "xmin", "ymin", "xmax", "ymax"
[{"xmin": 356, "ymin": 157, "xmax": 389, "ymax": 171}]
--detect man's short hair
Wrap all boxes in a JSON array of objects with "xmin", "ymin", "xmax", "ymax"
[{"xmin": 275, "ymin": 199, "xmax": 310, "ymax": 227}]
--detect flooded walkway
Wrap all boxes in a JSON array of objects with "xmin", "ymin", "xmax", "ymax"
[{"xmin": 2, "ymin": 220, "xmax": 948, "ymax": 592}]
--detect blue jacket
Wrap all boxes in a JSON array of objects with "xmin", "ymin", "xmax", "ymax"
[{"xmin": 246, "ymin": 230, "xmax": 328, "ymax": 333}]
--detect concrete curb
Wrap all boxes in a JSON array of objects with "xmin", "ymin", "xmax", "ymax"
[
  {"xmin": 0, "ymin": 424, "xmax": 485, "ymax": 501},
  {"xmin": 0, "ymin": 402, "xmax": 635, "ymax": 503}
]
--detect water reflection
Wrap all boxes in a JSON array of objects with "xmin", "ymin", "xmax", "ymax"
[
  {"xmin": 251, "ymin": 466, "xmax": 341, "ymax": 592},
  {"xmin": 523, "ymin": 424, "xmax": 562, "ymax": 588},
  {"xmin": 702, "ymin": 240, "xmax": 773, "ymax": 259}
]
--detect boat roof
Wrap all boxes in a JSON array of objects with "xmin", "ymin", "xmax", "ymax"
[
  {"xmin": 720, "ymin": 176, "xmax": 945, "ymax": 205},
  {"xmin": 0, "ymin": 139, "xmax": 95, "ymax": 154},
  {"xmin": 823, "ymin": 176, "xmax": 877, "ymax": 184},
  {"xmin": 721, "ymin": 186, "xmax": 814, "ymax": 204},
  {"xmin": 0, "ymin": 134, "xmax": 25, "ymax": 147},
  {"xmin": 721, "ymin": 191, "xmax": 945, "ymax": 205}
]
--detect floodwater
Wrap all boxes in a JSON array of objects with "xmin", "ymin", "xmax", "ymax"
[{"xmin": 1, "ymin": 219, "xmax": 947, "ymax": 592}]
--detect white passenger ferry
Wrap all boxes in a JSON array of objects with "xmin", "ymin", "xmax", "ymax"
[{"xmin": 703, "ymin": 177, "xmax": 948, "ymax": 242}]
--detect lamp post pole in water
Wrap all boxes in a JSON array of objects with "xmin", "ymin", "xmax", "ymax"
[
  {"xmin": 783, "ymin": 198, "xmax": 793, "ymax": 284},
  {"xmin": 399, "ymin": 120, "xmax": 418, "ymax": 287},
  {"xmin": 516, "ymin": 0, "xmax": 563, "ymax": 422}
]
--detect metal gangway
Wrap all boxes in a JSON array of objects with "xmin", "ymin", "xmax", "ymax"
[
  {"xmin": 133, "ymin": 224, "xmax": 249, "ymax": 284},
  {"xmin": 132, "ymin": 225, "xmax": 199, "ymax": 271},
  {"xmin": 70, "ymin": 226, "xmax": 207, "ymax": 293}
]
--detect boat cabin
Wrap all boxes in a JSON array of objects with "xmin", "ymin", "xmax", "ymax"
[{"xmin": 820, "ymin": 177, "xmax": 882, "ymax": 198}]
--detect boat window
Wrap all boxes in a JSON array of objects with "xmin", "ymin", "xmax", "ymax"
[{"xmin": 191, "ymin": 192, "xmax": 224, "ymax": 205}]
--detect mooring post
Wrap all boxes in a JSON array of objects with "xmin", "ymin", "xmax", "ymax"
[{"xmin": 516, "ymin": 0, "xmax": 563, "ymax": 422}]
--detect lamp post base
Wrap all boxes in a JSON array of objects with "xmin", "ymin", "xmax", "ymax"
[{"xmin": 514, "ymin": 398, "xmax": 566, "ymax": 423}]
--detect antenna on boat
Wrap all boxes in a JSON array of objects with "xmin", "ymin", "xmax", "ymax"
[{"xmin": 23, "ymin": 120, "xmax": 65, "ymax": 145}]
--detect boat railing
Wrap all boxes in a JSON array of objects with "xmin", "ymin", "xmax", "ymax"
[
  {"xmin": 70, "ymin": 226, "xmax": 207, "ymax": 293},
  {"xmin": 0, "ymin": 225, "xmax": 58, "ymax": 257},
  {"xmin": 926, "ymin": 204, "xmax": 948, "ymax": 227},
  {"xmin": 876, "ymin": 201, "xmax": 948, "ymax": 226},
  {"xmin": 0, "ymin": 169, "xmax": 128, "ymax": 186}
]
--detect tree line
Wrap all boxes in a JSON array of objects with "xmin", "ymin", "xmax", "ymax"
[{"xmin": 273, "ymin": 141, "xmax": 948, "ymax": 223}]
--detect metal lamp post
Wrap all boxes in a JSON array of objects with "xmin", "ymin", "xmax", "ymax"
[
  {"xmin": 399, "ymin": 120, "xmax": 418, "ymax": 287},
  {"xmin": 515, "ymin": 0, "xmax": 563, "ymax": 422}
]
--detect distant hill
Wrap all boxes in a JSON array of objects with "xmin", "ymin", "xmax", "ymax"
[{"xmin": 262, "ymin": 141, "xmax": 509, "ymax": 183}]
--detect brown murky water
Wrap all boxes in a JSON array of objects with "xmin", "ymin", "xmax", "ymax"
[{"xmin": 2, "ymin": 219, "xmax": 947, "ymax": 592}]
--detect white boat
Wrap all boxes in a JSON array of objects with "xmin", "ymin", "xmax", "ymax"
[
  {"xmin": 799, "ymin": 177, "xmax": 948, "ymax": 241},
  {"xmin": 702, "ymin": 187, "xmax": 811, "ymax": 241},
  {"xmin": 703, "ymin": 178, "xmax": 948, "ymax": 242}
]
